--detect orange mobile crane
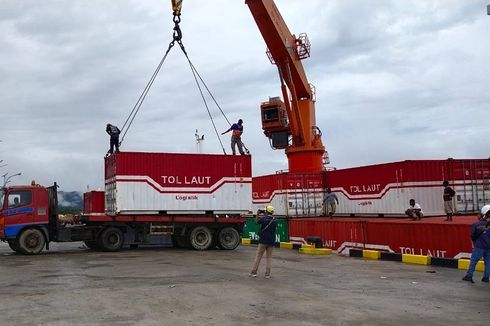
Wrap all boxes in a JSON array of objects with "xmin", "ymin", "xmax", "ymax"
[{"xmin": 246, "ymin": 0, "xmax": 325, "ymax": 173}]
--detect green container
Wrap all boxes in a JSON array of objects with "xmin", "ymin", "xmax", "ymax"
[{"xmin": 242, "ymin": 217, "xmax": 288, "ymax": 243}]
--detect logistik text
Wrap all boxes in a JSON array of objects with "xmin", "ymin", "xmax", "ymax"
[{"xmin": 161, "ymin": 175, "xmax": 211, "ymax": 185}]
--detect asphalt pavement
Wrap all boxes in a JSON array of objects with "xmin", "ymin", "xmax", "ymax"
[{"xmin": 0, "ymin": 242, "xmax": 488, "ymax": 326}]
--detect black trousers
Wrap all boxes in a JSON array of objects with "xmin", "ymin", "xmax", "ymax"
[{"xmin": 109, "ymin": 136, "xmax": 119, "ymax": 154}]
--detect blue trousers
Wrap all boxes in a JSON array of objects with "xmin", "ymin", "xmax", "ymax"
[{"xmin": 465, "ymin": 247, "xmax": 490, "ymax": 278}]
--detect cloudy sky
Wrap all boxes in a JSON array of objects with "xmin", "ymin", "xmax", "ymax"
[{"xmin": 1, "ymin": 0, "xmax": 489, "ymax": 192}]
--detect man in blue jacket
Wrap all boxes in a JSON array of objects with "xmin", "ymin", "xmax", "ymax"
[
  {"xmin": 462, "ymin": 205, "xmax": 490, "ymax": 283},
  {"xmin": 222, "ymin": 119, "xmax": 245, "ymax": 155},
  {"xmin": 250, "ymin": 205, "xmax": 278, "ymax": 279}
]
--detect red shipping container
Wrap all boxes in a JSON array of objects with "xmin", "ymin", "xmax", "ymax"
[
  {"xmin": 364, "ymin": 218, "xmax": 473, "ymax": 259},
  {"xmin": 252, "ymin": 172, "xmax": 325, "ymax": 217},
  {"xmin": 325, "ymin": 159, "xmax": 490, "ymax": 217},
  {"xmin": 288, "ymin": 218, "xmax": 365, "ymax": 251},
  {"xmin": 288, "ymin": 216, "xmax": 475, "ymax": 258},
  {"xmin": 105, "ymin": 152, "xmax": 252, "ymax": 215},
  {"xmin": 83, "ymin": 191, "xmax": 105, "ymax": 214}
]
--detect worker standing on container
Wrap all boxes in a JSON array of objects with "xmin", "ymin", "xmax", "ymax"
[
  {"xmin": 250, "ymin": 205, "xmax": 278, "ymax": 279},
  {"xmin": 462, "ymin": 205, "xmax": 490, "ymax": 284},
  {"xmin": 442, "ymin": 180, "xmax": 456, "ymax": 221},
  {"xmin": 222, "ymin": 119, "xmax": 245, "ymax": 155},
  {"xmin": 323, "ymin": 188, "xmax": 339, "ymax": 218},
  {"xmin": 405, "ymin": 199, "xmax": 424, "ymax": 221},
  {"xmin": 106, "ymin": 123, "xmax": 121, "ymax": 155}
]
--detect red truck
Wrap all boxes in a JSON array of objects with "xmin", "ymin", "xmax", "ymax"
[{"xmin": 0, "ymin": 153, "xmax": 251, "ymax": 254}]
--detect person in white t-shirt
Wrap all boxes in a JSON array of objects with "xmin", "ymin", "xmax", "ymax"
[{"xmin": 405, "ymin": 199, "xmax": 424, "ymax": 220}]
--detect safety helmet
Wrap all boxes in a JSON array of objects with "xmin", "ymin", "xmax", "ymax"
[
  {"xmin": 481, "ymin": 205, "xmax": 490, "ymax": 217},
  {"xmin": 265, "ymin": 205, "xmax": 274, "ymax": 214}
]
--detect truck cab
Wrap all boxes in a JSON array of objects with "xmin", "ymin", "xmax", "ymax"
[{"xmin": 0, "ymin": 183, "xmax": 55, "ymax": 254}]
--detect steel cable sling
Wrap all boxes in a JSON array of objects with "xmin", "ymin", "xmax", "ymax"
[
  {"xmin": 120, "ymin": 7, "xmax": 231, "ymax": 155},
  {"xmin": 119, "ymin": 15, "xmax": 180, "ymax": 145},
  {"xmin": 175, "ymin": 45, "xmax": 251, "ymax": 155}
]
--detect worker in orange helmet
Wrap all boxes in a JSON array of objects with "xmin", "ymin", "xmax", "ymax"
[{"xmin": 222, "ymin": 119, "xmax": 245, "ymax": 155}]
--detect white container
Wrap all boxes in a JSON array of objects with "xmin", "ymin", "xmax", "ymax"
[{"xmin": 105, "ymin": 152, "xmax": 252, "ymax": 215}]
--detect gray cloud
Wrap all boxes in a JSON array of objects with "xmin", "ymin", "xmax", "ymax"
[{"xmin": 1, "ymin": 0, "xmax": 489, "ymax": 192}]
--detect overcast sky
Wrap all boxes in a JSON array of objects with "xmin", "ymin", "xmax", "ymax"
[{"xmin": 1, "ymin": 0, "xmax": 489, "ymax": 192}]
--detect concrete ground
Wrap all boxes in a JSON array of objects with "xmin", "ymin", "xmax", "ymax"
[{"xmin": 0, "ymin": 242, "xmax": 488, "ymax": 326}]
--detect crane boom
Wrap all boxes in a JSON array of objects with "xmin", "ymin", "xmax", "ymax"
[
  {"xmin": 245, "ymin": 0, "xmax": 325, "ymax": 173},
  {"xmin": 246, "ymin": 0, "xmax": 311, "ymax": 99}
]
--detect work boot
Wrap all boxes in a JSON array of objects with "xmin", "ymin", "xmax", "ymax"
[
  {"xmin": 482, "ymin": 276, "xmax": 489, "ymax": 283},
  {"xmin": 462, "ymin": 275, "xmax": 474, "ymax": 283}
]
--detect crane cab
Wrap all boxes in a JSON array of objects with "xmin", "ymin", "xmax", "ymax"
[{"xmin": 260, "ymin": 97, "xmax": 290, "ymax": 149}]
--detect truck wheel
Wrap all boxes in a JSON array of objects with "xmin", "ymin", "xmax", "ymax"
[
  {"xmin": 189, "ymin": 226, "xmax": 213, "ymax": 250},
  {"xmin": 18, "ymin": 228, "xmax": 45, "ymax": 255},
  {"xmin": 217, "ymin": 227, "xmax": 241, "ymax": 250},
  {"xmin": 84, "ymin": 241, "xmax": 100, "ymax": 250},
  {"xmin": 7, "ymin": 239, "xmax": 24, "ymax": 254},
  {"xmin": 98, "ymin": 227, "xmax": 124, "ymax": 252}
]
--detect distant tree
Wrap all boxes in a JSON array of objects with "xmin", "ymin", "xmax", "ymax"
[{"xmin": 58, "ymin": 206, "xmax": 82, "ymax": 215}]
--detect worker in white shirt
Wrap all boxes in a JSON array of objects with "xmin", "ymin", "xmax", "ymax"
[{"xmin": 405, "ymin": 199, "xmax": 424, "ymax": 221}]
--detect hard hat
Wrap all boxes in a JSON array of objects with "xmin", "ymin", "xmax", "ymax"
[
  {"xmin": 481, "ymin": 205, "xmax": 490, "ymax": 217},
  {"xmin": 266, "ymin": 205, "xmax": 274, "ymax": 214}
]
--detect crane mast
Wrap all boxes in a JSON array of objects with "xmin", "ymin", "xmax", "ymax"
[{"xmin": 245, "ymin": 0, "xmax": 325, "ymax": 173}]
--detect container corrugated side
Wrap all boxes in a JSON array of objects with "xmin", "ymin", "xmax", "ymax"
[
  {"xmin": 288, "ymin": 216, "xmax": 474, "ymax": 258},
  {"xmin": 104, "ymin": 152, "xmax": 252, "ymax": 215},
  {"xmin": 364, "ymin": 219, "xmax": 472, "ymax": 258},
  {"xmin": 252, "ymin": 173, "xmax": 287, "ymax": 215},
  {"xmin": 325, "ymin": 159, "xmax": 490, "ymax": 217},
  {"xmin": 252, "ymin": 172, "xmax": 325, "ymax": 217},
  {"xmin": 83, "ymin": 191, "xmax": 105, "ymax": 214},
  {"xmin": 288, "ymin": 218, "xmax": 364, "ymax": 251}
]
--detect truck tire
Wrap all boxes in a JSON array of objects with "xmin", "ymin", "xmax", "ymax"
[
  {"xmin": 217, "ymin": 227, "xmax": 241, "ymax": 250},
  {"xmin": 7, "ymin": 239, "xmax": 24, "ymax": 254},
  {"xmin": 18, "ymin": 228, "xmax": 45, "ymax": 255},
  {"xmin": 189, "ymin": 226, "xmax": 213, "ymax": 250},
  {"xmin": 98, "ymin": 227, "xmax": 124, "ymax": 252},
  {"xmin": 84, "ymin": 241, "xmax": 100, "ymax": 250}
]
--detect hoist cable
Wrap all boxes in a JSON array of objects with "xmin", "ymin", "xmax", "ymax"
[
  {"xmin": 185, "ymin": 60, "xmax": 232, "ymax": 126},
  {"xmin": 176, "ymin": 41, "xmax": 227, "ymax": 154},
  {"xmin": 119, "ymin": 10, "xmax": 233, "ymax": 154},
  {"xmin": 119, "ymin": 41, "xmax": 175, "ymax": 145}
]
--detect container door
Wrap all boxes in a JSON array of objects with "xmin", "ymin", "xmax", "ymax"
[{"xmin": 454, "ymin": 159, "xmax": 490, "ymax": 213}]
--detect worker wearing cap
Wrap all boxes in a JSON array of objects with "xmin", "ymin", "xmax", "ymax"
[
  {"xmin": 250, "ymin": 205, "xmax": 278, "ymax": 279},
  {"xmin": 462, "ymin": 205, "xmax": 490, "ymax": 283},
  {"xmin": 442, "ymin": 180, "xmax": 456, "ymax": 221},
  {"xmin": 222, "ymin": 119, "xmax": 245, "ymax": 155},
  {"xmin": 106, "ymin": 123, "xmax": 121, "ymax": 155}
]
